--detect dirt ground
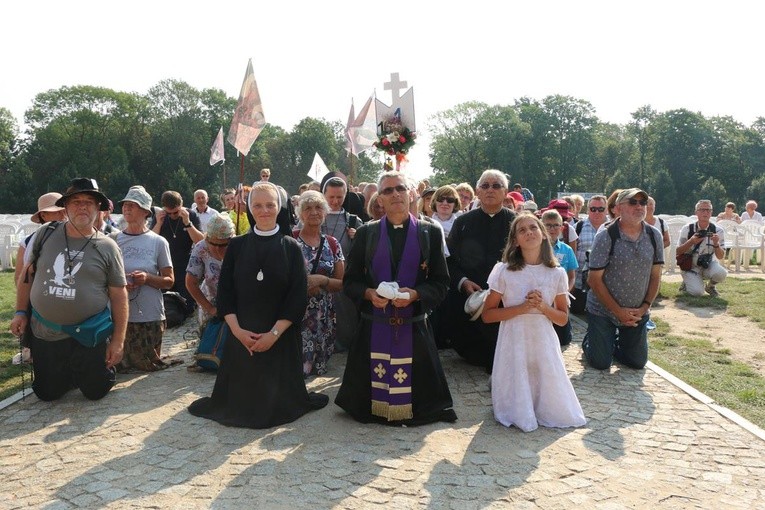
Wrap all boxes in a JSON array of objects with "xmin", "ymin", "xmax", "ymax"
[{"xmin": 651, "ymin": 272, "xmax": 765, "ymax": 377}]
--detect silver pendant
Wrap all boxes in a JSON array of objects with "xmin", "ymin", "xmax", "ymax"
[
  {"xmin": 257, "ymin": 270, "xmax": 264, "ymax": 281},
  {"xmin": 63, "ymin": 275, "xmax": 75, "ymax": 286},
  {"xmin": 173, "ymin": 234, "xmax": 177, "ymax": 239}
]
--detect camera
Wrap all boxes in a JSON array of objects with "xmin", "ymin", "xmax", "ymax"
[
  {"xmin": 697, "ymin": 253, "xmax": 713, "ymax": 269},
  {"xmin": 696, "ymin": 230, "xmax": 713, "ymax": 238}
]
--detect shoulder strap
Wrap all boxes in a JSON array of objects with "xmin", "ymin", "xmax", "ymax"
[
  {"xmin": 607, "ymin": 221, "xmax": 621, "ymax": 257},
  {"xmin": 310, "ymin": 236, "xmax": 326, "ymax": 274},
  {"xmin": 644, "ymin": 223, "xmax": 658, "ymax": 259},
  {"xmin": 575, "ymin": 220, "xmax": 584, "ymax": 235},
  {"xmin": 25, "ymin": 221, "xmax": 61, "ymax": 284},
  {"xmin": 562, "ymin": 222, "xmax": 570, "ymax": 243},
  {"xmin": 607, "ymin": 220, "xmax": 659, "ymax": 260}
]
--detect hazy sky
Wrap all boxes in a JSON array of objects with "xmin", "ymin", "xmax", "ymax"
[{"xmin": 2, "ymin": 0, "xmax": 763, "ymax": 179}]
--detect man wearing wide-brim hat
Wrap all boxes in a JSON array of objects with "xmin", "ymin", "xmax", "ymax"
[
  {"xmin": 582, "ymin": 187, "xmax": 664, "ymax": 371},
  {"xmin": 11, "ymin": 177, "xmax": 128, "ymax": 401}
]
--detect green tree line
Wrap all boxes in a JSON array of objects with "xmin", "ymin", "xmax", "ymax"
[
  {"xmin": 2, "ymin": 84, "xmax": 764, "ymax": 215},
  {"xmin": 0, "ymin": 81, "xmax": 380, "ymax": 213},
  {"xmin": 429, "ymin": 99, "xmax": 765, "ymax": 214}
]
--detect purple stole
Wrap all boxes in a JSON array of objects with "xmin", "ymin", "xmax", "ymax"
[{"xmin": 369, "ymin": 214, "xmax": 420, "ymax": 421}]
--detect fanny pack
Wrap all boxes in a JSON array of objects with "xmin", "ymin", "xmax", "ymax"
[{"xmin": 32, "ymin": 307, "xmax": 114, "ymax": 347}]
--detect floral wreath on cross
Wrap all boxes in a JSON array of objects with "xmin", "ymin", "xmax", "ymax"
[{"xmin": 373, "ymin": 114, "xmax": 416, "ymax": 164}]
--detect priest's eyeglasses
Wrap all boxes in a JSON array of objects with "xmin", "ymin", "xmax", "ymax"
[{"xmin": 380, "ymin": 185, "xmax": 408, "ymax": 195}]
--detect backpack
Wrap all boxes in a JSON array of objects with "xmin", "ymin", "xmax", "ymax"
[
  {"xmin": 163, "ymin": 291, "xmax": 187, "ymax": 328},
  {"xmin": 194, "ymin": 317, "xmax": 229, "ymax": 371},
  {"xmin": 606, "ymin": 221, "xmax": 659, "ymax": 259}
]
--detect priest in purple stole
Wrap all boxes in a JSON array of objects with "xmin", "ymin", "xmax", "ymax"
[{"xmin": 335, "ymin": 171, "xmax": 457, "ymax": 426}]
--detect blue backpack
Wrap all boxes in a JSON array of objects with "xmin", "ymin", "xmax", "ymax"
[{"xmin": 194, "ymin": 317, "xmax": 229, "ymax": 370}]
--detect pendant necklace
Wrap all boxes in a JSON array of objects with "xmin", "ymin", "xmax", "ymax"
[
  {"xmin": 168, "ymin": 217, "xmax": 181, "ymax": 239},
  {"xmin": 253, "ymin": 225, "xmax": 279, "ymax": 281},
  {"xmin": 63, "ymin": 224, "xmax": 97, "ymax": 285}
]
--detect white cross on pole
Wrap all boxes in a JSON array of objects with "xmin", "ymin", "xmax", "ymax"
[{"xmin": 384, "ymin": 73, "xmax": 408, "ymax": 104}]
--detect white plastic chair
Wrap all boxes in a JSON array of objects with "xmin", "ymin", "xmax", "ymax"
[
  {"xmin": 664, "ymin": 218, "xmax": 690, "ymax": 273},
  {"xmin": 715, "ymin": 220, "xmax": 741, "ymax": 271},
  {"xmin": 736, "ymin": 220, "xmax": 764, "ymax": 271}
]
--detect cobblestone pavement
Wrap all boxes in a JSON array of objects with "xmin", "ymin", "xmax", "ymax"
[{"xmin": 1, "ymin": 317, "xmax": 764, "ymax": 509}]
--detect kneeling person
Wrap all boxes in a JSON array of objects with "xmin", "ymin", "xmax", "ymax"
[
  {"xmin": 676, "ymin": 199, "xmax": 727, "ymax": 297},
  {"xmin": 335, "ymin": 171, "xmax": 457, "ymax": 425},
  {"xmin": 11, "ymin": 178, "xmax": 128, "ymax": 401}
]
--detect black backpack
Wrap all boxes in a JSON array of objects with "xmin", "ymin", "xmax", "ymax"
[{"xmin": 163, "ymin": 292, "xmax": 188, "ymax": 328}]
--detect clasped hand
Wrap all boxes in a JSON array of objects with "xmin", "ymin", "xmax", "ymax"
[
  {"xmin": 236, "ymin": 328, "xmax": 276, "ymax": 355},
  {"xmin": 368, "ymin": 287, "xmax": 417, "ymax": 309},
  {"xmin": 617, "ymin": 308, "xmax": 643, "ymax": 327},
  {"xmin": 525, "ymin": 289, "xmax": 545, "ymax": 311}
]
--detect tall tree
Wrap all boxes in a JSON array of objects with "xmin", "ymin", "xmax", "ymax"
[{"xmin": 428, "ymin": 101, "xmax": 494, "ymax": 185}]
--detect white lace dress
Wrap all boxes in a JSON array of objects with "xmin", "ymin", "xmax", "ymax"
[{"xmin": 487, "ymin": 262, "xmax": 586, "ymax": 432}]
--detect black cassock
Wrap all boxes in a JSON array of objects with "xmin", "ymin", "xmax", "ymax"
[
  {"xmin": 335, "ymin": 219, "xmax": 457, "ymax": 426},
  {"xmin": 446, "ymin": 207, "xmax": 515, "ymax": 370},
  {"xmin": 188, "ymin": 232, "xmax": 328, "ymax": 429}
]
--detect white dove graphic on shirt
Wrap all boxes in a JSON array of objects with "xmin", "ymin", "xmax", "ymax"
[{"xmin": 51, "ymin": 252, "xmax": 81, "ymax": 287}]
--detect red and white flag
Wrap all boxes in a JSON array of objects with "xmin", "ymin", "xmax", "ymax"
[
  {"xmin": 209, "ymin": 127, "xmax": 225, "ymax": 166},
  {"xmin": 227, "ymin": 59, "xmax": 266, "ymax": 155}
]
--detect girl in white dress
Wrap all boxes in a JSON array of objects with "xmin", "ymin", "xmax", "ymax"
[{"xmin": 482, "ymin": 213, "xmax": 586, "ymax": 432}]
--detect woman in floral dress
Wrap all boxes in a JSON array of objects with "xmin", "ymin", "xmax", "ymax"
[{"xmin": 292, "ymin": 191, "xmax": 345, "ymax": 376}]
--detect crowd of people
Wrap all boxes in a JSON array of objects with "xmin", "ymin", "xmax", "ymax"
[{"xmin": 10, "ymin": 169, "xmax": 763, "ymax": 433}]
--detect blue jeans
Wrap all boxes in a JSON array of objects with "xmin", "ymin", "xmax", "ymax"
[{"xmin": 583, "ymin": 312, "xmax": 648, "ymax": 370}]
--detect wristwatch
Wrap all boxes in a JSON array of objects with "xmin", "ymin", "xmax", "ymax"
[
  {"xmin": 271, "ymin": 328, "xmax": 280, "ymax": 337},
  {"xmin": 183, "ymin": 223, "xmax": 192, "ymax": 229}
]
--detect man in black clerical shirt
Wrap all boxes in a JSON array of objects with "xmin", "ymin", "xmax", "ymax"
[
  {"xmin": 151, "ymin": 190, "xmax": 204, "ymax": 317},
  {"xmin": 447, "ymin": 169, "xmax": 515, "ymax": 371},
  {"xmin": 336, "ymin": 171, "xmax": 456, "ymax": 426}
]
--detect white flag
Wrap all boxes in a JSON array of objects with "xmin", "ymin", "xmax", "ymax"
[
  {"xmin": 349, "ymin": 94, "xmax": 378, "ymax": 156},
  {"xmin": 209, "ymin": 127, "xmax": 225, "ymax": 166},
  {"xmin": 227, "ymin": 59, "xmax": 266, "ymax": 155},
  {"xmin": 344, "ymin": 100, "xmax": 355, "ymax": 156},
  {"xmin": 307, "ymin": 153, "xmax": 330, "ymax": 182}
]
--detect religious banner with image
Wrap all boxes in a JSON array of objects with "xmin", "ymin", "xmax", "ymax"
[{"xmin": 373, "ymin": 73, "xmax": 416, "ymax": 170}]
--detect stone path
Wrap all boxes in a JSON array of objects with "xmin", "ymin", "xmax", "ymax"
[{"xmin": 1, "ymin": 318, "xmax": 764, "ymax": 509}]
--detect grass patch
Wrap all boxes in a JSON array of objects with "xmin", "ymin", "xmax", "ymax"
[
  {"xmin": 658, "ymin": 278, "xmax": 765, "ymax": 328},
  {"xmin": 649, "ymin": 301, "xmax": 765, "ymax": 428},
  {"xmin": 0, "ymin": 272, "xmax": 34, "ymax": 401}
]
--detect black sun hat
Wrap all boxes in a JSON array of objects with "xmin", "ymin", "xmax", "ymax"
[{"xmin": 55, "ymin": 178, "xmax": 111, "ymax": 211}]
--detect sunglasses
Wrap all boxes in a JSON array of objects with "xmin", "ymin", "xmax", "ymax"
[
  {"xmin": 207, "ymin": 240, "xmax": 229, "ymax": 247},
  {"xmin": 436, "ymin": 197, "xmax": 458, "ymax": 204},
  {"xmin": 479, "ymin": 183, "xmax": 504, "ymax": 190},
  {"xmin": 380, "ymin": 185, "xmax": 408, "ymax": 195},
  {"xmin": 589, "ymin": 206, "xmax": 606, "ymax": 212},
  {"xmin": 627, "ymin": 198, "xmax": 648, "ymax": 206}
]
